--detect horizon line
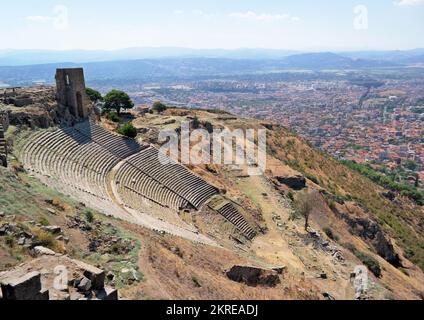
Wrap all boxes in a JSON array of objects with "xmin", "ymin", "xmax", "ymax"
[{"xmin": 0, "ymin": 46, "xmax": 423, "ymax": 53}]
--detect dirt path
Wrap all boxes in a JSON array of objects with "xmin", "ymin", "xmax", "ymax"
[
  {"xmin": 136, "ymin": 243, "xmax": 173, "ymax": 300},
  {"xmin": 237, "ymin": 174, "xmax": 305, "ymax": 271}
]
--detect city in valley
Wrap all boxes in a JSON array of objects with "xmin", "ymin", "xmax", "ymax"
[{"xmin": 117, "ymin": 70, "xmax": 424, "ymax": 189}]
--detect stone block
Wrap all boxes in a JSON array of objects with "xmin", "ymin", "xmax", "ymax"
[{"xmin": 0, "ymin": 271, "xmax": 48, "ymax": 300}]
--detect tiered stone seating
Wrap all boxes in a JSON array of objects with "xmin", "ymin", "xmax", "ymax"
[
  {"xmin": 115, "ymin": 161, "xmax": 189, "ymax": 211},
  {"xmin": 73, "ymin": 121, "xmax": 143, "ymax": 159},
  {"xmin": 122, "ymin": 147, "xmax": 219, "ymax": 209},
  {"xmin": 217, "ymin": 203, "xmax": 257, "ymax": 240},
  {"xmin": 20, "ymin": 120, "xmax": 256, "ymax": 241}
]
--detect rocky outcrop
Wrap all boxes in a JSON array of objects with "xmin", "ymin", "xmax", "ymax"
[
  {"xmin": 275, "ymin": 175, "xmax": 307, "ymax": 190},
  {"xmin": 2, "ymin": 86, "xmax": 83, "ymax": 129},
  {"xmin": 335, "ymin": 203, "xmax": 402, "ymax": 267},
  {"xmin": 226, "ymin": 266, "xmax": 281, "ymax": 287}
]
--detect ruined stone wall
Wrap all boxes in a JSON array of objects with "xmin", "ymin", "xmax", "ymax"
[{"xmin": 0, "ymin": 110, "xmax": 10, "ymax": 131}]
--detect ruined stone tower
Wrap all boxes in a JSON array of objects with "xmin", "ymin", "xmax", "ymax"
[{"xmin": 55, "ymin": 68, "xmax": 90, "ymax": 119}]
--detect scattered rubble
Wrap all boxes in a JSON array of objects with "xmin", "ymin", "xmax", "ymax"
[
  {"xmin": 66, "ymin": 215, "xmax": 135, "ymax": 255},
  {"xmin": 301, "ymin": 229, "xmax": 345, "ymax": 263},
  {"xmin": 0, "ymin": 253, "xmax": 118, "ymax": 300}
]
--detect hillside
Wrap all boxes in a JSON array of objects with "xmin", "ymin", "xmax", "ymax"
[{"xmin": 1, "ymin": 97, "xmax": 424, "ymax": 300}]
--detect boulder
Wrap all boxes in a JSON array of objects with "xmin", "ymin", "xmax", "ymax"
[
  {"xmin": 77, "ymin": 277, "xmax": 92, "ymax": 292},
  {"xmin": 33, "ymin": 246, "xmax": 56, "ymax": 256},
  {"xmin": 95, "ymin": 286, "xmax": 118, "ymax": 300},
  {"xmin": 226, "ymin": 266, "xmax": 281, "ymax": 287},
  {"xmin": 42, "ymin": 225, "xmax": 62, "ymax": 234},
  {"xmin": 276, "ymin": 175, "xmax": 306, "ymax": 190},
  {"xmin": 0, "ymin": 271, "xmax": 49, "ymax": 300},
  {"xmin": 72, "ymin": 259, "xmax": 105, "ymax": 290},
  {"xmin": 322, "ymin": 292, "xmax": 335, "ymax": 300},
  {"xmin": 17, "ymin": 237, "xmax": 26, "ymax": 246},
  {"xmin": 272, "ymin": 266, "xmax": 287, "ymax": 275}
]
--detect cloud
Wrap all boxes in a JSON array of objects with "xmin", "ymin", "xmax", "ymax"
[
  {"xmin": 229, "ymin": 11, "xmax": 300, "ymax": 22},
  {"xmin": 172, "ymin": 10, "xmax": 184, "ymax": 15},
  {"xmin": 394, "ymin": 0, "xmax": 424, "ymax": 6},
  {"xmin": 25, "ymin": 5, "xmax": 69, "ymax": 31}
]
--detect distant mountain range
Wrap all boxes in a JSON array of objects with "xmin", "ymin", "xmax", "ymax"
[
  {"xmin": 0, "ymin": 47, "xmax": 423, "ymax": 67},
  {"xmin": 0, "ymin": 49, "xmax": 423, "ymax": 87},
  {"xmin": 0, "ymin": 48, "xmax": 298, "ymax": 66}
]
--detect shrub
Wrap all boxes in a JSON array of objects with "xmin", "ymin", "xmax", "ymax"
[
  {"xmin": 38, "ymin": 217, "xmax": 50, "ymax": 227},
  {"xmin": 306, "ymin": 173, "xmax": 319, "ymax": 185},
  {"xmin": 5, "ymin": 235, "xmax": 15, "ymax": 247},
  {"xmin": 107, "ymin": 112, "xmax": 120, "ymax": 123},
  {"xmin": 34, "ymin": 230, "xmax": 55, "ymax": 248},
  {"xmin": 191, "ymin": 275, "xmax": 202, "ymax": 288},
  {"xmin": 202, "ymin": 121, "xmax": 214, "ymax": 133},
  {"xmin": 343, "ymin": 243, "xmax": 357, "ymax": 253},
  {"xmin": 323, "ymin": 227, "xmax": 339, "ymax": 242},
  {"xmin": 287, "ymin": 191, "xmax": 295, "ymax": 202},
  {"xmin": 118, "ymin": 122, "xmax": 137, "ymax": 138},
  {"xmin": 84, "ymin": 209, "xmax": 94, "ymax": 223},
  {"xmin": 327, "ymin": 199, "xmax": 337, "ymax": 211},
  {"xmin": 343, "ymin": 243, "xmax": 382, "ymax": 277},
  {"xmin": 191, "ymin": 116, "xmax": 200, "ymax": 129},
  {"xmin": 357, "ymin": 252, "xmax": 382, "ymax": 278},
  {"xmin": 152, "ymin": 101, "xmax": 167, "ymax": 113}
]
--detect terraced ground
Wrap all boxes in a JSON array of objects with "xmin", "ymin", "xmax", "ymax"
[{"xmin": 18, "ymin": 120, "xmax": 256, "ymax": 243}]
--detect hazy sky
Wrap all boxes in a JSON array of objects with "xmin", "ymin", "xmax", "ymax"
[{"xmin": 0, "ymin": 0, "xmax": 423, "ymax": 51}]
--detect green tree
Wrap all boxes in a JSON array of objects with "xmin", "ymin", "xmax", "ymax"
[
  {"xmin": 118, "ymin": 122, "xmax": 137, "ymax": 138},
  {"xmin": 404, "ymin": 160, "xmax": 417, "ymax": 171},
  {"xmin": 151, "ymin": 101, "xmax": 167, "ymax": 113},
  {"xmin": 85, "ymin": 88, "xmax": 103, "ymax": 102},
  {"xmin": 104, "ymin": 90, "xmax": 134, "ymax": 115}
]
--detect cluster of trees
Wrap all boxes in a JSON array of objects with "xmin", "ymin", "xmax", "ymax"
[
  {"xmin": 86, "ymin": 88, "xmax": 134, "ymax": 115},
  {"xmin": 342, "ymin": 160, "xmax": 424, "ymax": 205},
  {"xmin": 85, "ymin": 89, "xmax": 173, "ymax": 138},
  {"xmin": 86, "ymin": 89, "xmax": 170, "ymax": 115}
]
